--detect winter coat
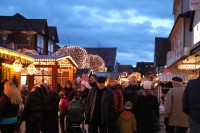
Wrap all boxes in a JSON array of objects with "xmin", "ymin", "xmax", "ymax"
[
  {"xmin": 123, "ymin": 85, "xmax": 141, "ymax": 106},
  {"xmin": 134, "ymin": 89, "xmax": 159, "ymax": 133},
  {"xmin": 164, "ymin": 86, "xmax": 189, "ymax": 127},
  {"xmin": 118, "ymin": 110, "xmax": 137, "ymax": 133},
  {"xmin": 183, "ymin": 77, "xmax": 200, "ymax": 122},
  {"xmin": 108, "ymin": 84, "xmax": 124, "ymax": 113},
  {"xmin": 85, "ymin": 87, "xmax": 116, "ymax": 126}
]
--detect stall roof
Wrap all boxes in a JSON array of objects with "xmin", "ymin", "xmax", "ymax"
[{"xmin": 158, "ymin": 74, "xmax": 185, "ymax": 82}]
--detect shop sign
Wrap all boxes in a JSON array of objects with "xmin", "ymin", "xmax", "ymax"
[
  {"xmin": 178, "ymin": 64, "xmax": 200, "ymax": 70},
  {"xmin": 33, "ymin": 61, "xmax": 56, "ymax": 65}
]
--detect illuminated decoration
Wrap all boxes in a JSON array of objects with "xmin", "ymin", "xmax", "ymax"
[
  {"xmin": 53, "ymin": 46, "xmax": 87, "ymax": 68},
  {"xmin": 89, "ymin": 54, "xmax": 105, "ymax": 72},
  {"xmin": 128, "ymin": 72, "xmax": 141, "ymax": 81},
  {"xmin": 12, "ymin": 60, "xmax": 23, "ymax": 72},
  {"xmin": 0, "ymin": 47, "xmax": 35, "ymax": 64},
  {"xmin": 17, "ymin": 48, "xmax": 39, "ymax": 55},
  {"xmin": 82, "ymin": 54, "xmax": 90, "ymax": 68},
  {"xmin": 27, "ymin": 64, "xmax": 36, "ymax": 75},
  {"xmin": 56, "ymin": 56, "xmax": 78, "ymax": 69},
  {"xmin": 178, "ymin": 64, "xmax": 200, "ymax": 70}
]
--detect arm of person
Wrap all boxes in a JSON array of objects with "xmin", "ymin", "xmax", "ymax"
[{"xmin": 163, "ymin": 90, "xmax": 173, "ymax": 117}]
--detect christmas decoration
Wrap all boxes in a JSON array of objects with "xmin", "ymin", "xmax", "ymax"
[
  {"xmin": 17, "ymin": 48, "xmax": 39, "ymax": 55},
  {"xmin": 12, "ymin": 60, "xmax": 23, "ymax": 72},
  {"xmin": 54, "ymin": 46, "xmax": 87, "ymax": 68},
  {"xmin": 89, "ymin": 54, "xmax": 105, "ymax": 72},
  {"xmin": 27, "ymin": 64, "xmax": 36, "ymax": 75}
]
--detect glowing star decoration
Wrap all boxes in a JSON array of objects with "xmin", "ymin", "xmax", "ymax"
[
  {"xmin": 27, "ymin": 64, "xmax": 36, "ymax": 75},
  {"xmin": 12, "ymin": 60, "xmax": 23, "ymax": 72},
  {"xmin": 54, "ymin": 46, "xmax": 87, "ymax": 68},
  {"xmin": 89, "ymin": 54, "xmax": 105, "ymax": 72}
]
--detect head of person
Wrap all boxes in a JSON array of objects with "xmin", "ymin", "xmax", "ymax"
[
  {"xmin": 171, "ymin": 77, "xmax": 183, "ymax": 87},
  {"xmin": 82, "ymin": 74, "xmax": 88, "ymax": 81},
  {"xmin": 89, "ymin": 74, "xmax": 97, "ymax": 83},
  {"xmin": 108, "ymin": 77, "xmax": 117, "ymax": 87},
  {"xmin": 125, "ymin": 101, "xmax": 133, "ymax": 111},
  {"xmin": 4, "ymin": 81, "xmax": 22, "ymax": 104},
  {"xmin": 143, "ymin": 80, "xmax": 152, "ymax": 89},
  {"xmin": 96, "ymin": 76, "xmax": 107, "ymax": 89},
  {"xmin": 0, "ymin": 79, "xmax": 8, "ymax": 95},
  {"xmin": 129, "ymin": 76, "xmax": 138, "ymax": 86},
  {"xmin": 64, "ymin": 80, "xmax": 73, "ymax": 89}
]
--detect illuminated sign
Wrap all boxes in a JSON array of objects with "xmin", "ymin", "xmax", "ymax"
[
  {"xmin": 194, "ymin": 21, "xmax": 200, "ymax": 44},
  {"xmin": 178, "ymin": 64, "xmax": 200, "ymax": 70}
]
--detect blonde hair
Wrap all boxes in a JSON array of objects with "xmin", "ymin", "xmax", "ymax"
[{"xmin": 4, "ymin": 81, "xmax": 23, "ymax": 104}]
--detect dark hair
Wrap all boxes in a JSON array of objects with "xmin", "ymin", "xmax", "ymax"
[
  {"xmin": 97, "ymin": 76, "xmax": 107, "ymax": 83},
  {"xmin": 172, "ymin": 77, "xmax": 183, "ymax": 82},
  {"xmin": 90, "ymin": 74, "xmax": 97, "ymax": 80}
]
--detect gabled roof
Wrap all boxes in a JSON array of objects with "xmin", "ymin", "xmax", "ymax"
[
  {"xmin": 0, "ymin": 13, "xmax": 32, "ymax": 31},
  {"xmin": 48, "ymin": 26, "xmax": 59, "ymax": 43},
  {"xmin": 27, "ymin": 19, "xmax": 47, "ymax": 33}
]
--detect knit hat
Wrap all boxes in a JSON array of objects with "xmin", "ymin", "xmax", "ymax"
[
  {"xmin": 97, "ymin": 76, "xmax": 107, "ymax": 83},
  {"xmin": 125, "ymin": 101, "xmax": 133, "ymax": 110}
]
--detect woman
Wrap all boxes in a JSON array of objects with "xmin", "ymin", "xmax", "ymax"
[
  {"xmin": 59, "ymin": 80, "xmax": 76, "ymax": 133},
  {"xmin": 133, "ymin": 81, "xmax": 159, "ymax": 133},
  {"xmin": 0, "ymin": 81, "xmax": 23, "ymax": 133}
]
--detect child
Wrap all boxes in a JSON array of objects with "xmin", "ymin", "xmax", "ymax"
[{"xmin": 118, "ymin": 101, "xmax": 137, "ymax": 133}]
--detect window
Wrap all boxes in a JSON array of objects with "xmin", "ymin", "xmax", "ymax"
[
  {"xmin": 37, "ymin": 35, "xmax": 44, "ymax": 54},
  {"xmin": 34, "ymin": 67, "xmax": 52, "ymax": 86},
  {"xmin": 57, "ymin": 69, "xmax": 70, "ymax": 87},
  {"xmin": 48, "ymin": 41, "xmax": 54, "ymax": 55}
]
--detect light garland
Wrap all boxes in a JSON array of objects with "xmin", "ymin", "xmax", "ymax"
[
  {"xmin": 54, "ymin": 46, "xmax": 87, "ymax": 68},
  {"xmin": 17, "ymin": 48, "xmax": 39, "ymax": 55},
  {"xmin": 89, "ymin": 54, "xmax": 105, "ymax": 72},
  {"xmin": 12, "ymin": 60, "xmax": 23, "ymax": 72},
  {"xmin": 27, "ymin": 64, "xmax": 36, "ymax": 75}
]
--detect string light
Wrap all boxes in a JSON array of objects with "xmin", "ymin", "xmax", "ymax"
[
  {"xmin": 89, "ymin": 54, "xmax": 105, "ymax": 72},
  {"xmin": 54, "ymin": 46, "xmax": 87, "ymax": 68},
  {"xmin": 17, "ymin": 48, "xmax": 39, "ymax": 55}
]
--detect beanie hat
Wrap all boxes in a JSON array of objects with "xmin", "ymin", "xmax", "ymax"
[
  {"xmin": 97, "ymin": 76, "xmax": 107, "ymax": 83},
  {"xmin": 172, "ymin": 77, "xmax": 183, "ymax": 82},
  {"xmin": 125, "ymin": 101, "xmax": 133, "ymax": 110}
]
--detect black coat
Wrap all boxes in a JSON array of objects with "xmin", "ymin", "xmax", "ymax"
[
  {"xmin": 85, "ymin": 87, "xmax": 116, "ymax": 126},
  {"xmin": 133, "ymin": 90, "xmax": 159, "ymax": 133}
]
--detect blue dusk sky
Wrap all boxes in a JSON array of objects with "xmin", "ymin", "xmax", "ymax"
[{"xmin": 0, "ymin": 0, "xmax": 174, "ymax": 66}]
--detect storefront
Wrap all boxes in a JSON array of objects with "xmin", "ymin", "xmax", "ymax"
[{"xmin": 23, "ymin": 55, "xmax": 78, "ymax": 91}]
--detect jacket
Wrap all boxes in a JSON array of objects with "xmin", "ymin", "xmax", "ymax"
[
  {"xmin": 183, "ymin": 78, "xmax": 200, "ymax": 121},
  {"xmin": 85, "ymin": 87, "xmax": 116, "ymax": 126},
  {"xmin": 164, "ymin": 85, "xmax": 189, "ymax": 127},
  {"xmin": 118, "ymin": 110, "xmax": 137, "ymax": 133}
]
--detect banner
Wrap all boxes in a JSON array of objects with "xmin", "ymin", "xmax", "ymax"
[{"xmin": 190, "ymin": 0, "xmax": 200, "ymax": 10}]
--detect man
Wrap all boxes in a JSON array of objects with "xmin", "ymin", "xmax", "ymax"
[
  {"xmin": 123, "ymin": 76, "xmax": 141, "ymax": 112},
  {"xmin": 89, "ymin": 74, "xmax": 97, "ymax": 87},
  {"xmin": 183, "ymin": 70, "xmax": 200, "ymax": 133},
  {"xmin": 85, "ymin": 76, "xmax": 116, "ymax": 133},
  {"xmin": 164, "ymin": 77, "xmax": 189, "ymax": 133}
]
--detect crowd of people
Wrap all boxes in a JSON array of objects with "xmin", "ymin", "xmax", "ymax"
[{"xmin": 0, "ymin": 71, "xmax": 199, "ymax": 133}]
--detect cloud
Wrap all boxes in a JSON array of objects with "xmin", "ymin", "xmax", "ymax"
[{"xmin": 0, "ymin": 0, "xmax": 174, "ymax": 66}]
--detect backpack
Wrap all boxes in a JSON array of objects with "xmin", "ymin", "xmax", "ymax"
[{"xmin": 60, "ymin": 95, "xmax": 69, "ymax": 113}]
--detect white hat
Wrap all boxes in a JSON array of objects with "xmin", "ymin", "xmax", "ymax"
[{"xmin": 125, "ymin": 101, "xmax": 133, "ymax": 110}]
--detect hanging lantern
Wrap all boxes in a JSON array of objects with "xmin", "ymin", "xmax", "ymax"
[
  {"xmin": 12, "ymin": 60, "xmax": 22, "ymax": 72},
  {"xmin": 27, "ymin": 64, "xmax": 36, "ymax": 75}
]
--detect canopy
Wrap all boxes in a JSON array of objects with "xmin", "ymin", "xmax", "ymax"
[{"xmin": 158, "ymin": 74, "xmax": 185, "ymax": 82}]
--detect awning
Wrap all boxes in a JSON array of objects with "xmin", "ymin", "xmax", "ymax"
[{"xmin": 158, "ymin": 74, "xmax": 185, "ymax": 82}]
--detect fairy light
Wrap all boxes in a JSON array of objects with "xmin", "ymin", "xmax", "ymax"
[
  {"xmin": 89, "ymin": 54, "xmax": 105, "ymax": 72},
  {"xmin": 54, "ymin": 46, "xmax": 87, "ymax": 68}
]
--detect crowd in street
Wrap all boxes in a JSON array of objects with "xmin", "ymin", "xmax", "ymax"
[{"xmin": 0, "ymin": 70, "xmax": 200, "ymax": 133}]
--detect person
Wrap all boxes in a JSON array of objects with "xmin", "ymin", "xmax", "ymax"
[
  {"xmin": 133, "ymin": 81, "xmax": 159, "ymax": 133},
  {"xmin": 0, "ymin": 81, "xmax": 23, "ymax": 133},
  {"xmin": 41, "ymin": 84, "xmax": 60, "ymax": 133},
  {"xmin": 118, "ymin": 101, "xmax": 137, "ymax": 133},
  {"xmin": 164, "ymin": 77, "xmax": 189, "ymax": 133},
  {"xmin": 107, "ymin": 77, "xmax": 124, "ymax": 132},
  {"xmin": 123, "ymin": 76, "xmax": 142, "ymax": 112},
  {"xmin": 59, "ymin": 80, "xmax": 76, "ymax": 133},
  {"xmin": 183, "ymin": 70, "xmax": 200, "ymax": 133},
  {"xmin": 0, "ymin": 79, "xmax": 8, "ymax": 96},
  {"xmin": 23, "ymin": 85, "xmax": 45, "ymax": 133},
  {"xmin": 79, "ymin": 74, "xmax": 92, "ymax": 100},
  {"xmin": 89, "ymin": 74, "xmax": 97, "ymax": 88},
  {"xmin": 85, "ymin": 76, "xmax": 116, "ymax": 133}
]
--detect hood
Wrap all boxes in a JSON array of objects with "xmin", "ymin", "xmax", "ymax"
[{"xmin": 120, "ymin": 111, "xmax": 133, "ymax": 121}]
